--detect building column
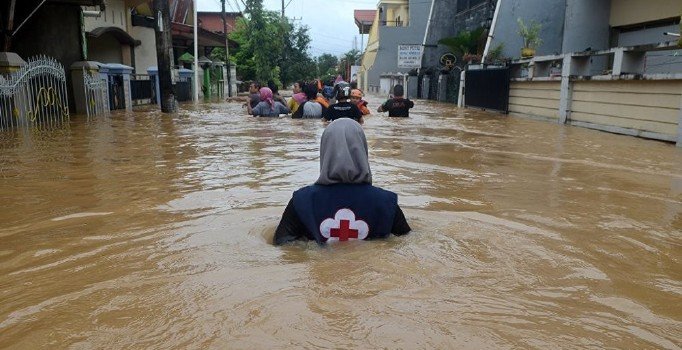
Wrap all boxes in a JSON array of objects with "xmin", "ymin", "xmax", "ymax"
[
  {"xmin": 677, "ymin": 93, "xmax": 682, "ymax": 148},
  {"xmin": 558, "ymin": 55, "xmax": 573, "ymax": 124}
]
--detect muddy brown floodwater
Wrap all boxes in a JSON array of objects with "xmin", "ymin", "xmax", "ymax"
[{"xmin": 0, "ymin": 96, "xmax": 680, "ymax": 349}]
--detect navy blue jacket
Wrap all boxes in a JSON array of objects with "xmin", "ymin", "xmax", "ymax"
[{"xmin": 274, "ymin": 183, "xmax": 410, "ymax": 245}]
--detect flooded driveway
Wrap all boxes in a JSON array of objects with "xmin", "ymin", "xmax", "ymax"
[{"xmin": 1, "ymin": 96, "xmax": 680, "ymax": 349}]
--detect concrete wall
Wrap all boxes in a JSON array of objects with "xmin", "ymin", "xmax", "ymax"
[
  {"xmin": 562, "ymin": 0, "xmax": 612, "ymax": 75},
  {"xmin": 422, "ymin": 0, "xmax": 463, "ymax": 72},
  {"xmin": 610, "ymin": 0, "xmax": 681, "ymax": 27},
  {"xmin": 131, "ymin": 26, "xmax": 158, "ymax": 74},
  {"xmin": 88, "ymin": 34, "xmax": 124, "ymax": 64},
  {"xmin": 11, "ymin": 4, "xmax": 83, "ymax": 110},
  {"xmin": 491, "ymin": 0, "xmax": 567, "ymax": 59},
  {"xmin": 509, "ymin": 79, "xmax": 682, "ymax": 142},
  {"xmin": 562, "ymin": 0, "xmax": 611, "ymax": 53},
  {"xmin": 365, "ymin": 0, "xmax": 430, "ymax": 91},
  {"xmin": 509, "ymin": 81, "xmax": 561, "ymax": 121},
  {"xmin": 569, "ymin": 80, "xmax": 682, "ymax": 141},
  {"xmin": 617, "ymin": 24, "xmax": 682, "ymax": 74},
  {"xmin": 84, "ymin": 0, "xmax": 128, "ymax": 32}
]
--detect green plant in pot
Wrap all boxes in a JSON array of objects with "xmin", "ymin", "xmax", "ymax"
[
  {"xmin": 517, "ymin": 18, "xmax": 542, "ymax": 58},
  {"xmin": 438, "ymin": 27, "xmax": 485, "ymax": 63}
]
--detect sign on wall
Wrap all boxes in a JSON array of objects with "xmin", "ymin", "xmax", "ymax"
[{"xmin": 397, "ymin": 44, "xmax": 423, "ymax": 69}]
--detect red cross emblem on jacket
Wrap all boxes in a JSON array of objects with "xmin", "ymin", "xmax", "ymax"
[{"xmin": 320, "ymin": 208, "xmax": 369, "ymax": 241}]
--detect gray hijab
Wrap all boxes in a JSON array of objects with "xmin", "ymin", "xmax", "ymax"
[{"xmin": 315, "ymin": 118, "xmax": 372, "ymax": 185}]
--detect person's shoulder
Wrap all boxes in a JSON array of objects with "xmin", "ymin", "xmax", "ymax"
[
  {"xmin": 293, "ymin": 184, "xmax": 324, "ymax": 200},
  {"xmin": 369, "ymin": 185, "xmax": 399, "ymax": 203}
]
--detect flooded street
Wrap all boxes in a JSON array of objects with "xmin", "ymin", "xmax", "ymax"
[{"xmin": 1, "ymin": 96, "xmax": 680, "ymax": 349}]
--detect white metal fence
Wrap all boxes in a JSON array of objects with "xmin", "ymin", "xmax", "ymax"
[
  {"xmin": 83, "ymin": 67, "xmax": 109, "ymax": 118},
  {"xmin": 0, "ymin": 55, "xmax": 69, "ymax": 130}
]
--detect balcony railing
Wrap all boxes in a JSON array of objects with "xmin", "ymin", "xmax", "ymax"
[{"xmin": 380, "ymin": 20, "xmax": 409, "ymax": 27}]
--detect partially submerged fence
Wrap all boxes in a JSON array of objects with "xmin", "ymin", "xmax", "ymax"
[
  {"xmin": 131, "ymin": 74, "xmax": 153, "ymax": 106},
  {"xmin": 83, "ymin": 67, "xmax": 109, "ymax": 119},
  {"xmin": 0, "ymin": 56, "xmax": 70, "ymax": 130}
]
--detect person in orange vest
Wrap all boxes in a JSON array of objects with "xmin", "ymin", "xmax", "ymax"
[{"xmin": 350, "ymin": 89, "xmax": 370, "ymax": 116}]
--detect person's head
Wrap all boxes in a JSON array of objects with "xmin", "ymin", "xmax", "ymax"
[
  {"xmin": 259, "ymin": 87, "xmax": 274, "ymax": 110},
  {"xmin": 392, "ymin": 84, "xmax": 404, "ymax": 97},
  {"xmin": 249, "ymin": 81, "xmax": 261, "ymax": 94},
  {"xmin": 304, "ymin": 83, "xmax": 318, "ymax": 100},
  {"xmin": 294, "ymin": 80, "xmax": 305, "ymax": 93},
  {"xmin": 350, "ymin": 81, "xmax": 358, "ymax": 90},
  {"xmin": 336, "ymin": 84, "xmax": 352, "ymax": 101},
  {"xmin": 350, "ymin": 89, "xmax": 363, "ymax": 104},
  {"xmin": 259, "ymin": 87, "xmax": 273, "ymax": 101},
  {"xmin": 267, "ymin": 80, "xmax": 279, "ymax": 94},
  {"xmin": 316, "ymin": 118, "xmax": 371, "ymax": 185}
]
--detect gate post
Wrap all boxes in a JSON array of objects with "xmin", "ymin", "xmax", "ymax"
[
  {"xmin": 70, "ymin": 61, "xmax": 99, "ymax": 115},
  {"xmin": 0, "ymin": 52, "xmax": 25, "ymax": 74},
  {"xmin": 148, "ymin": 67, "xmax": 161, "ymax": 106}
]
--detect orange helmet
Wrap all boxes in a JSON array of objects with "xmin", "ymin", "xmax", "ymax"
[{"xmin": 350, "ymin": 89, "xmax": 363, "ymax": 98}]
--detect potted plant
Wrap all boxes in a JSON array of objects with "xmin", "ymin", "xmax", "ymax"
[
  {"xmin": 517, "ymin": 18, "xmax": 542, "ymax": 58},
  {"xmin": 438, "ymin": 27, "xmax": 485, "ymax": 64}
]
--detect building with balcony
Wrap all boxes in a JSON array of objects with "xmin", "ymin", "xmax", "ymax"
[
  {"xmin": 483, "ymin": 0, "xmax": 682, "ymax": 144},
  {"xmin": 356, "ymin": 0, "xmax": 430, "ymax": 95}
]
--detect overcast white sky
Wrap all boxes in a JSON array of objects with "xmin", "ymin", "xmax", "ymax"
[{"xmin": 196, "ymin": 0, "xmax": 377, "ymax": 57}]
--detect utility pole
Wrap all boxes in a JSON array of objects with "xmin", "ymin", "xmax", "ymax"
[
  {"xmin": 153, "ymin": 0, "xmax": 177, "ymax": 113},
  {"xmin": 281, "ymin": 0, "xmax": 285, "ymax": 18},
  {"xmin": 3, "ymin": 0, "xmax": 16, "ymax": 51},
  {"xmin": 221, "ymin": 0, "xmax": 232, "ymax": 97}
]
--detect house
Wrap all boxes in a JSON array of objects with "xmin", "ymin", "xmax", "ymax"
[
  {"xmin": 457, "ymin": 0, "xmax": 682, "ymax": 145},
  {"xmin": 1, "ymin": 0, "xmax": 105, "ymax": 109},
  {"xmin": 82, "ymin": 0, "xmax": 149, "ymax": 71},
  {"xmin": 354, "ymin": 9, "xmax": 376, "ymax": 53},
  {"xmin": 197, "ymin": 11, "xmax": 241, "ymax": 35},
  {"xmin": 356, "ymin": 0, "xmax": 431, "ymax": 96},
  {"xmin": 81, "ymin": 0, "xmax": 237, "ymax": 101}
]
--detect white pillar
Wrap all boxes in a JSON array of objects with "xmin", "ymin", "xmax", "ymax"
[
  {"xmin": 558, "ymin": 55, "xmax": 572, "ymax": 124},
  {"xmin": 193, "ymin": 0, "xmax": 199, "ymax": 102}
]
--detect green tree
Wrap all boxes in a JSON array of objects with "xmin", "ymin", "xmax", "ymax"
[
  {"xmin": 229, "ymin": 0, "xmax": 283, "ymax": 83},
  {"xmin": 280, "ymin": 20, "xmax": 317, "ymax": 86},
  {"xmin": 338, "ymin": 49, "xmax": 361, "ymax": 80},
  {"xmin": 316, "ymin": 53, "xmax": 339, "ymax": 79},
  {"xmin": 229, "ymin": 0, "xmax": 316, "ymax": 87}
]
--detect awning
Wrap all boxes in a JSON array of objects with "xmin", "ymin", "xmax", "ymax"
[
  {"xmin": 354, "ymin": 10, "xmax": 376, "ymax": 34},
  {"xmin": 88, "ymin": 27, "xmax": 141, "ymax": 46}
]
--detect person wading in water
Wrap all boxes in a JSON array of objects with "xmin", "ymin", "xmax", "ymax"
[
  {"xmin": 273, "ymin": 118, "xmax": 411, "ymax": 245},
  {"xmin": 322, "ymin": 85, "xmax": 364, "ymax": 124},
  {"xmin": 377, "ymin": 84, "xmax": 414, "ymax": 117}
]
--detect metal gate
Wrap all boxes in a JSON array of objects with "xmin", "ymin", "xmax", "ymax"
[
  {"xmin": 175, "ymin": 81, "xmax": 191, "ymax": 102},
  {"xmin": 131, "ymin": 74, "xmax": 153, "ymax": 105},
  {"xmin": 108, "ymin": 75, "xmax": 126, "ymax": 110},
  {"xmin": 0, "ymin": 55, "xmax": 69, "ymax": 130},
  {"xmin": 464, "ymin": 67, "xmax": 510, "ymax": 113},
  {"xmin": 83, "ymin": 68, "xmax": 109, "ymax": 119}
]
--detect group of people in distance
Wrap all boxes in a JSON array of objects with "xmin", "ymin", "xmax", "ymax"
[
  {"xmin": 240, "ymin": 75, "xmax": 414, "ymax": 123},
  {"xmin": 228, "ymin": 76, "xmax": 415, "ymax": 246}
]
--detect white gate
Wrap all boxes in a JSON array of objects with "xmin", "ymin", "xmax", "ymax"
[
  {"xmin": 0, "ymin": 55, "xmax": 69, "ymax": 130},
  {"xmin": 83, "ymin": 67, "xmax": 109, "ymax": 119}
]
